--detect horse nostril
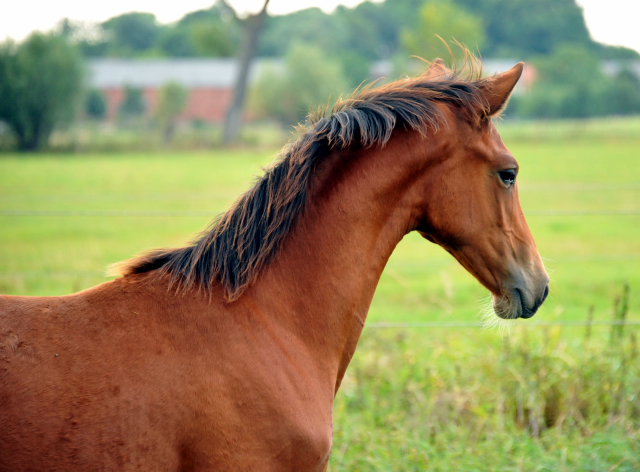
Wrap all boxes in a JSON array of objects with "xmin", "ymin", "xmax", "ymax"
[
  {"xmin": 541, "ymin": 284, "xmax": 549, "ymax": 304},
  {"xmin": 514, "ymin": 288, "xmax": 525, "ymax": 319}
]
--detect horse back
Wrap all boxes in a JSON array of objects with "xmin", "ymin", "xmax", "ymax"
[
  {"xmin": 0, "ymin": 277, "xmax": 190, "ymax": 469},
  {"xmin": 0, "ymin": 276, "xmax": 333, "ymax": 471}
]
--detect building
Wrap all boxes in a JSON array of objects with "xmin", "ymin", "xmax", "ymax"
[
  {"xmin": 88, "ymin": 58, "xmax": 279, "ymax": 123},
  {"xmin": 88, "ymin": 57, "xmax": 545, "ymax": 124},
  {"xmin": 371, "ymin": 59, "xmax": 537, "ymax": 95}
]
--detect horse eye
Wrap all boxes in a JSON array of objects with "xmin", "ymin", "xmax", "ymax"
[{"xmin": 498, "ymin": 169, "xmax": 516, "ymax": 187}]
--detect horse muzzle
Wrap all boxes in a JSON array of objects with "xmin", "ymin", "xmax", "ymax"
[{"xmin": 492, "ymin": 275, "xmax": 549, "ymax": 320}]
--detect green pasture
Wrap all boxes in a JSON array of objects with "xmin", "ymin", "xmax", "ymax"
[
  {"xmin": 1, "ymin": 118, "xmax": 640, "ymax": 469},
  {"xmin": 1, "ymin": 119, "xmax": 639, "ymax": 324}
]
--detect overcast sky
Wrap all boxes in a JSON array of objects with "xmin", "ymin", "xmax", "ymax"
[{"xmin": 2, "ymin": 0, "xmax": 640, "ymax": 55}]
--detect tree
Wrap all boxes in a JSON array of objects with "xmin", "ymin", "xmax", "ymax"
[
  {"xmin": 250, "ymin": 43, "xmax": 349, "ymax": 126},
  {"xmin": 118, "ymin": 86, "xmax": 146, "ymax": 119},
  {"xmin": 157, "ymin": 2, "xmax": 240, "ymax": 58},
  {"xmin": 101, "ymin": 13, "xmax": 162, "ymax": 56},
  {"xmin": 455, "ymin": 0, "xmax": 638, "ymax": 59},
  {"xmin": 401, "ymin": 0, "xmax": 485, "ymax": 61},
  {"xmin": 258, "ymin": 0, "xmax": 424, "ymax": 61},
  {"xmin": 222, "ymin": 0, "xmax": 269, "ymax": 144},
  {"xmin": 516, "ymin": 45, "xmax": 610, "ymax": 118},
  {"xmin": 191, "ymin": 21, "xmax": 239, "ymax": 57},
  {"xmin": 155, "ymin": 82, "xmax": 189, "ymax": 144},
  {"xmin": 607, "ymin": 68, "xmax": 640, "ymax": 115},
  {"xmin": 85, "ymin": 89, "xmax": 107, "ymax": 119},
  {"xmin": 0, "ymin": 33, "xmax": 83, "ymax": 151}
]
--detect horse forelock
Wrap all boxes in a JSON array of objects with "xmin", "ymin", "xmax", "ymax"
[{"xmin": 111, "ymin": 59, "xmax": 489, "ymax": 301}]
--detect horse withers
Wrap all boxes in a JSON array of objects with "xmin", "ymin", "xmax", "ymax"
[{"xmin": 0, "ymin": 59, "xmax": 548, "ymax": 471}]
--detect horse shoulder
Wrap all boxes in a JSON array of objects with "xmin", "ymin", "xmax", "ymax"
[
  {"xmin": 173, "ymin": 294, "xmax": 334, "ymax": 470},
  {"xmin": 1, "ymin": 278, "xmax": 334, "ymax": 471}
]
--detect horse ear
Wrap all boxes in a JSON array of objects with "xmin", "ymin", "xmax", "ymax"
[
  {"xmin": 424, "ymin": 58, "xmax": 449, "ymax": 79},
  {"xmin": 480, "ymin": 62, "xmax": 524, "ymax": 117}
]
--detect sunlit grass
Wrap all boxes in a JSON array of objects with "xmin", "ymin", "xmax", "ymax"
[
  {"xmin": 2, "ymin": 126, "xmax": 640, "ymax": 322},
  {"xmin": 330, "ymin": 323, "xmax": 640, "ymax": 471},
  {"xmin": 2, "ymin": 118, "xmax": 640, "ymax": 469}
]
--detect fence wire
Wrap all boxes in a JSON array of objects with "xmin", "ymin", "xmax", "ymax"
[
  {"xmin": 2, "ymin": 252, "xmax": 639, "ymax": 281},
  {"xmin": 2, "ymin": 189, "xmax": 638, "ymax": 321},
  {"xmin": 366, "ymin": 320, "xmax": 640, "ymax": 328},
  {"xmin": 0, "ymin": 182, "xmax": 639, "ymax": 202},
  {"xmin": 1, "ymin": 209, "xmax": 640, "ymax": 217}
]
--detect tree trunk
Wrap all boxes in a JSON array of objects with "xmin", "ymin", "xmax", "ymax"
[{"xmin": 222, "ymin": 0, "xmax": 270, "ymax": 145}]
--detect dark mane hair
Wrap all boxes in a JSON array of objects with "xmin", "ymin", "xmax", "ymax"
[{"xmin": 111, "ymin": 60, "xmax": 490, "ymax": 301}]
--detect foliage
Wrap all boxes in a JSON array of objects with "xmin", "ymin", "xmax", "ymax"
[
  {"xmin": 1, "ymin": 133, "xmax": 640, "ymax": 469},
  {"xmin": 606, "ymin": 68, "xmax": 640, "ymax": 116},
  {"xmin": 250, "ymin": 44, "xmax": 349, "ymax": 126},
  {"xmin": 118, "ymin": 86, "xmax": 146, "ymax": 118},
  {"xmin": 259, "ymin": 8, "xmax": 345, "ymax": 58},
  {"xmin": 258, "ymin": 0, "xmax": 636, "ymax": 66},
  {"xmin": 84, "ymin": 89, "xmax": 107, "ymax": 119},
  {"xmin": 330, "ymin": 320, "xmax": 640, "ymax": 470},
  {"xmin": 190, "ymin": 21, "xmax": 238, "ymax": 57},
  {"xmin": 154, "ymin": 82, "xmax": 189, "ymax": 144},
  {"xmin": 258, "ymin": 0, "xmax": 424, "ymax": 84},
  {"xmin": 77, "ymin": 1, "xmax": 239, "ymax": 58},
  {"xmin": 401, "ymin": 1, "xmax": 485, "ymax": 61},
  {"xmin": 101, "ymin": 13, "xmax": 161, "ymax": 57},
  {"xmin": 2, "ymin": 119, "xmax": 640, "ymax": 315},
  {"xmin": 0, "ymin": 33, "xmax": 83, "ymax": 151},
  {"xmin": 64, "ymin": 0, "xmax": 638, "ymax": 65},
  {"xmin": 513, "ymin": 45, "xmax": 640, "ymax": 119},
  {"xmin": 161, "ymin": 2, "xmax": 239, "ymax": 58},
  {"xmin": 55, "ymin": 0, "xmax": 640, "ymax": 124},
  {"xmin": 456, "ymin": 0, "xmax": 595, "ymax": 58}
]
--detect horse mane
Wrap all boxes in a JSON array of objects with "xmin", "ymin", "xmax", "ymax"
[{"xmin": 110, "ymin": 58, "xmax": 490, "ymax": 301}]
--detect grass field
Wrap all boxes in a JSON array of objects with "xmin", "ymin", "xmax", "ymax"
[
  {"xmin": 1, "ymin": 119, "xmax": 639, "ymax": 323},
  {"xmin": 1, "ymin": 117, "xmax": 640, "ymax": 469}
]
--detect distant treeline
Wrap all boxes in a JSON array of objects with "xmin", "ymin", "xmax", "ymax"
[
  {"xmin": 67, "ymin": 0, "xmax": 640, "ymax": 121},
  {"xmin": 71, "ymin": 0, "xmax": 637, "ymax": 63},
  {"xmin": 2, "ymin": 0, "xmax": 640, "ymax": 151}
]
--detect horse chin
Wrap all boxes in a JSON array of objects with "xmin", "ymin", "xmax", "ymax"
[{"xmin": 491, "ymin": 292, "xmax": 522, "ymax": 320}]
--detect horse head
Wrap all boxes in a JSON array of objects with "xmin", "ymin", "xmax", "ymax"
[{"xmin": 416, "ymin": 60, "xmax": 549, "ymax": 320}]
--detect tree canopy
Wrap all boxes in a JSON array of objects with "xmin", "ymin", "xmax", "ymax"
[
  {"xmin": 2, "ymin": 0, "xmax": 639, "ymax": 150},
  {"xmin": 67, "ymin": 0, "xmax": 637, "ymax": 63},
  {"xmin": 0, "ymin": 33, "xmax": 83, "ymax": 150},
  {"xmin": 250, "ymin": 43, "xmax": 348, "ymax": 125},
  {"xmin": 155, "ymin": 82, "xmax": 189, "ymax": 143},
  {"xmin": 401, "ymin": 1, "xmax": 485, "ymax": 60},
  {"xmin": 76, "ymin": 1, "xmax": 239, "ymax": 58}
]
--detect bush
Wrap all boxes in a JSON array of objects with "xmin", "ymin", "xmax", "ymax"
[
  {"xmin": 118, "ymin": 86, "xmax": 146, "ymax": 119},
  {"xmin": 0, "ymin": 33, "xmax": 83, "ymax": 150},
  {"xmin": 605, "ymin": 68, "xmax": 640, "ymax": 116},
  {"xmin": 250, "ymin": 43, "xmax": 349, "ymax": 126},
  {"xmin": 514, "ymin": 45, "xmax": 640, "ymax": 119},
  {"xmin": 401, "ymin": 1, "xmax": 485, "ymax": 61},
  {"xmin": 154, "ymin": 82, "xmax": 189, "ymax": 144},
  {"xmin": 85, "ymin": 89, "xmax": 107, "ymax": 119},
  {"xmin": 332, "ymin": 321, "xmax": 640, "ymax": 469}
]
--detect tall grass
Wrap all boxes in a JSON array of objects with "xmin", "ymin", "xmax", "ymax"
[{"xmin": 330, "ymin": 286, "xmax": 640, "ymax": 470}]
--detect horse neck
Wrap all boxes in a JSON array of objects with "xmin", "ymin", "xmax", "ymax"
[{"xmin": 255, "ymin": 127, "xmax": 448, "ymax": 391}]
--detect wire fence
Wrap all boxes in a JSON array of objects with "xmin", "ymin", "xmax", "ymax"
[
  {"xmin": 1, "ymin": 209, "xmax": 640, "ymax": 217},
  {"xmin": 1, "ymin": 180, "xmax": 639, "ymax": 218},
  {"xmin": 2, "ymin": 252, "xmax": 640, "ymax": 281},
  {"xmin": 1, "ymin": 205, "xmax": 638, "ymax": 274},
  {"xmin": 0, "ymin": 182, "xmax": 638, "ymax": 201},
  {"xmin": 0, "ymin": 210, "xmax": 214, "ymax": 217},
  {"xmin": 2, "ymin": 186, "xmax": 638, "ymax": 324},
  {"xmin": 366, "ymin": 320, "xmax": 640, "ymax": 328}
]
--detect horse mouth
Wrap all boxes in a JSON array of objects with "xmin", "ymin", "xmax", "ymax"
[
  {"xmin": 491, "ymin": 292, "xmax": 521, "ymax": 319},
  {"xmin": 492, "ymin": 285, "xmax": 548, "ymax": 320}
]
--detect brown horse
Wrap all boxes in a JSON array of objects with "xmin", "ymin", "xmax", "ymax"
[{"xmin": 0, "ymin": 59, "xmax": 548, "ymax": 471}]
